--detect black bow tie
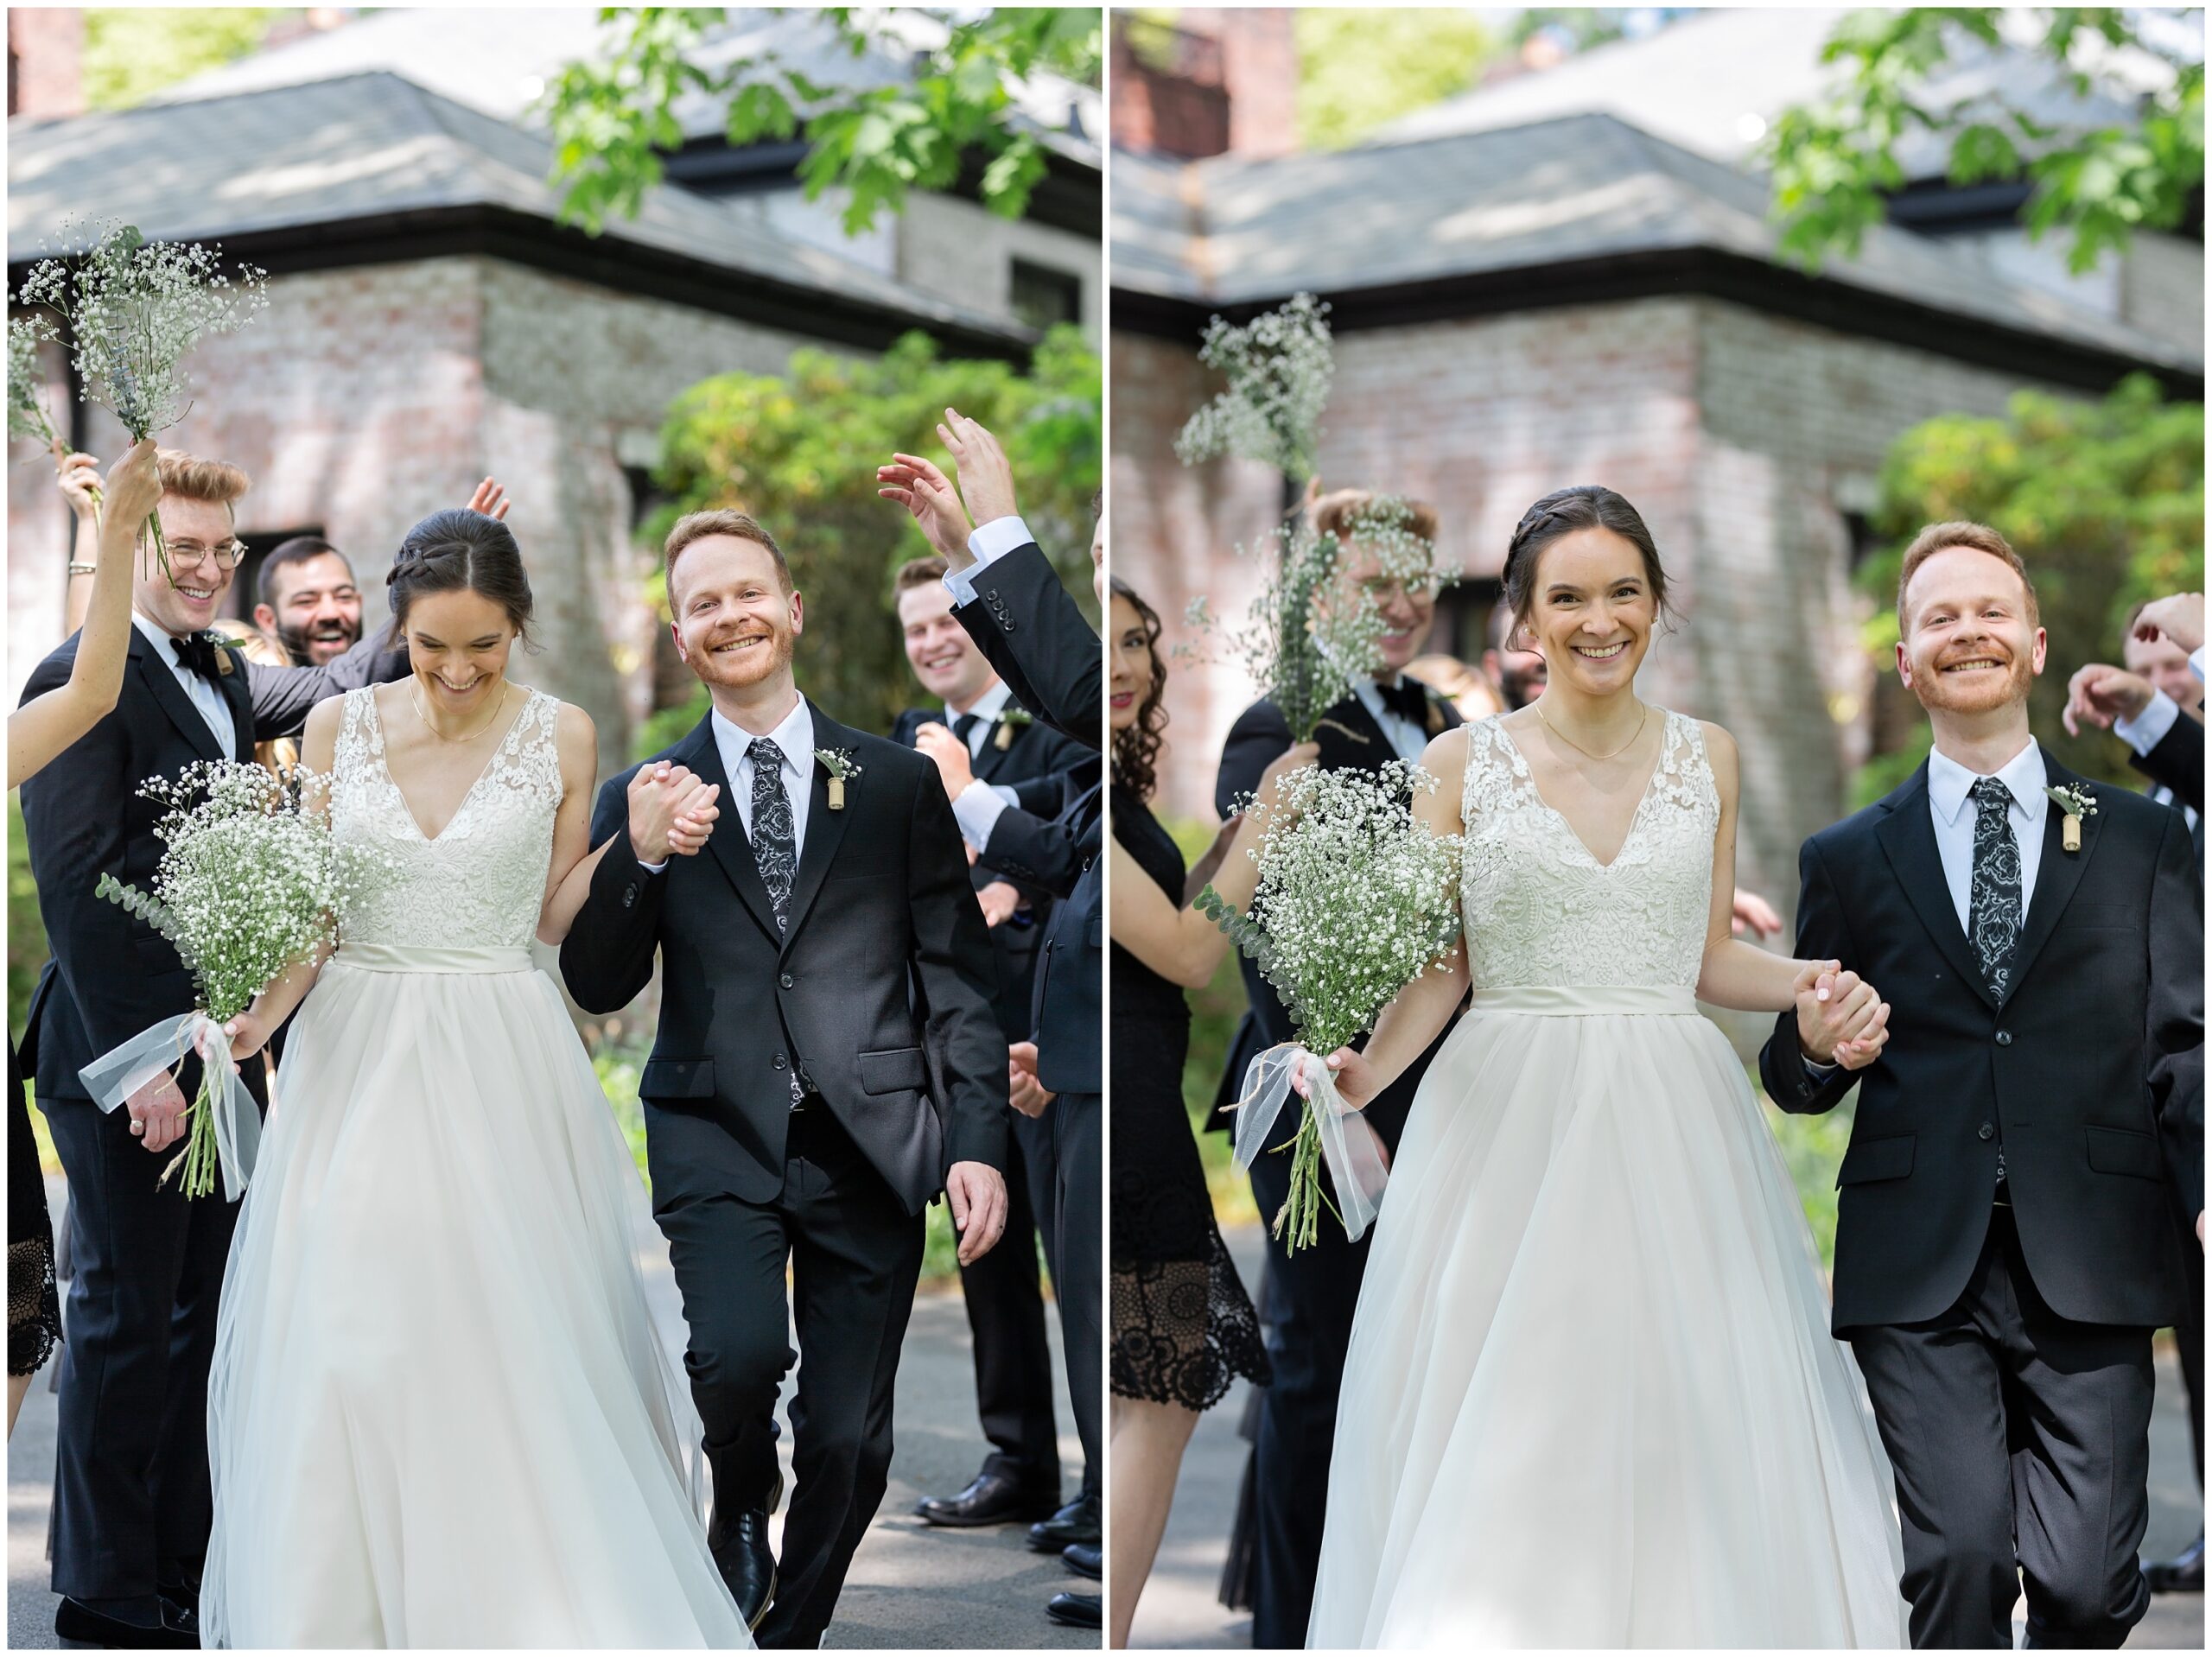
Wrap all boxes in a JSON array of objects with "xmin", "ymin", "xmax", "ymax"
[
  {"xmin": 172, "ymin": 632, "xmax": 223, "ymax": 684},
  {"xmin": 1375, "ymin": 676, "xmax": 1428, "ymax": 727}
]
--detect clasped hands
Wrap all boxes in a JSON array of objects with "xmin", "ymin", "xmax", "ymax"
[
  {"xmin": 627, "ymin": 761, "xmax": 721, "ymax": 863},
  {"xmin": 1793, "ymin": 961, "xmax": 1890, "ymax": 1071}
]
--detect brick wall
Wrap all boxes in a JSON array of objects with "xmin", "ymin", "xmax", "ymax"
[{"xmin": 897, "ymin": 194, "xmax": 1103, "ymax": 342}]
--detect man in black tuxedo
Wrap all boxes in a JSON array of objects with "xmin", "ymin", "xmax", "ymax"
[
  {"xmin": 888, "ymin": 555, "xmax": 1086, "ymax": 1529},
  {"xmin": 1211, "ymin": 488, "xmax": 1464, "ymax": 1649},
  {"xmin": 879, "ymin": 424, "xmax": 1104, "ymax": 1627},
  {"xmin": 561, "ymin": 510, "xmax": 1008, "ymax": 1648},
  {"xmin": 1760, "ymin": 523, "xmax": 2202, "ymax": 1649},
  {"xmin": 18, "ymin": 451, "xmax": 407, "ymax": 1649}
]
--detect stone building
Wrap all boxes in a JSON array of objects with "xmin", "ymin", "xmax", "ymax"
[
  {"xmin": 1110, "ymin": 13, "xmax": 2202, "ymax": 924},
  {"xmin": 7, "ymin": 10, "xmax": 1100, "ymax": 770}
]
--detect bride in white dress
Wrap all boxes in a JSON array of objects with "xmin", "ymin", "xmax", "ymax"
[
  {"xmin": 198, "ymin": 511, "xmax": 752, "ymax": 1647},
  {"xmin": 1303, "ymin": 488, "xmax": 1908, "ymax": 1647}
]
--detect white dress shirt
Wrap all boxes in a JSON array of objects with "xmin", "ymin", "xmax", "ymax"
[
  {"xmin": 942, "ymin": 515, "xmax": 1035, "ymax": 607},
  {"xmin": 719, "ymin": 695, "xmax": 816, "ymax": 851},
  {"xmin": 1351, "ymin": 676, "xmax": 1431, "ymax": 761},
  {"xmin": 944, "ymin": 679, "xmax": 1027, "ymax": 851},
  {"xmin": 133, "ymin": 610, "xmax": 241, "ymax": 754},
  {"xmin": 2112, "ymin": 647, "xmax": 2207, "ymax": 758},
  {"xmin": 1925, "ymin": 740, "xmax": 2050, "ymax": 933}
]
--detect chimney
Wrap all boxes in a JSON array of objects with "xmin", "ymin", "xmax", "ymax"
[
  {"xmin": 1111, "ymin": 14, "xmax": 1230, "ymax": 159},
  {"xmin": 8, "ymin": 8, "xmax": 86, "ymax": 121},
  {"xmin": 1200, "ymin": 7, "xmax": 1298, "ymax": 159}
]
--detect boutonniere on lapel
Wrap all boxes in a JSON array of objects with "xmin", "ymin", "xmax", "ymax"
[
  {"xmin": 994, "ymin": 707, "xmax": 1032, "ymax": 752},
  {"xmin": 817, "ymin": 747, "xmax": 861, "ymax": 810},
  {"xmin": 205, "ymin": 631, "xmax": 242, "ymax": 676},
  {"xmin": 2043, "ymin": 783, "xmax": 2097, "ymax": 853}
]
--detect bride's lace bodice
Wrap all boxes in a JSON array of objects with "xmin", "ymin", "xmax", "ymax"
[
  {"xmin": 1459, "ymin": 709, "xmax": 1719, "ymax": 989},
  {"xmin": 329, "ymin": 686, "xmax": 563, "ymax": 950}
]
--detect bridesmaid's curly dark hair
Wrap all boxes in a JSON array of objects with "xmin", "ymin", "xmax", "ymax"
[{"xmin": 1109, "ymin": 575, "xmax": 1169, "ymax": 801}]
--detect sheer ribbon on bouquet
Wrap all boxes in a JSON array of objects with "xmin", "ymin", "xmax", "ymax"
[
  {"xmin": 1230, "ymin": 1041, "xmax": 1390, "ymax": 1239},
  {"xmin": 80, "ymin": 1012, "xmax": 261, "ymax": 1201}
]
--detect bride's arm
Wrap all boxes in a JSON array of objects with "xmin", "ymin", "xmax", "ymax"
[
  {"xmin": 1691, "ymin": 723, "xmax": 1888, "ymax": 1064},
  {"xmin": 1303, "ymin": 730, "xmax": 1470, "ymax": 1111},
  {"xmin": 536, "ymin": 707, "xmax": 719, "ymax": 945}
]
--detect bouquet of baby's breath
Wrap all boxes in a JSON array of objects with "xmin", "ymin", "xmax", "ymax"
[
  {"xmin": 1185, "ymin": 494, "xmax": 1459, "ymax": 744},
  {"xmin": 92, "ymin": 762, "xmax": 350, "ymax": 1197},
  {"xmin": 8, "ymin": 312, "xmax": 66, "ymax": 448},
  {"xmin": 1174, "ymin": 293, "xmax": 1334, "ymax": 482},
  {"xmin": 1197, "ymin": 759, "xmax": 1464, "ymax": 1251},
  {"xmin": 16, "ymin": 221, "xmax": 267, "ymax": 580}
]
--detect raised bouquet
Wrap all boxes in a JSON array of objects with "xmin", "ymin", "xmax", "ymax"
[
  {"xmin": 81, "ymin": 762, "xmax": 343, "ymax": 1198},
  {"xmin": 1196, "ymin": 760, "xmax": 1464, "ymax": 1252}
]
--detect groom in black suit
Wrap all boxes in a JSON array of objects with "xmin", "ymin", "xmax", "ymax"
[
  {"xmin": 561, "ymin": 510, "xmax": 1009, "ymax": 1649},
  {"xmin": 19, "ymin": 451, "xmax": 407, "ymax": 1648},
  {"xmin": 1211, "ymin": 489, "xmax": 1464, "ymax": 1650},
  {"xmin": 1760, "ymin": 523, "xmax": 2202, "ymax": 1649}
]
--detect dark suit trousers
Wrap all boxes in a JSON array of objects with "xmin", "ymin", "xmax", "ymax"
[
  {"xmin": 2169, "ymin": 1181, "xmax": 2204, "ymax": 1489},
  {"xmin": 652, "ymin": 1107, "xmax": 924, "ymax": 1651},
  {"xmin": 955, "ymin": 1102, "xmax": 1060, "ymax": 1486},
  {"xmin": 1849, "ymin": 1208, "xmax": 2154, "ymax": 1650},
  {"xmin": 1046, "ymin": 1091, "xmax": 1101, "ymax": 1501},
  {"xmin": 43, "ymin": 1089, "xmax": 239, "ymax": 1601},
  {"xmin": 1245, "ymin": 1140, "xmax": 1376, "ymax": 1650}
]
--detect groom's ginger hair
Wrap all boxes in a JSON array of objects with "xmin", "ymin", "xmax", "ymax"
[
  {"xmin": 155, "ymin": 449, "xmax": 249, "ymax": 520},
  {"xmin": 1896, "ymin": 521, "xmax": 2040, "ymax": 634},
  {"xmin": 664, "ymin": 508, "xmax": 794, "ymax": 598}
]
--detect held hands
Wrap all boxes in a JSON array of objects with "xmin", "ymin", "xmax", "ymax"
[
  {"xmin": 913, "ymin": 720, "xmax": 976, "ymax": 797},
  {"xmin": 2133, "ymin": 593, "xmax": 2204, "ymax": 656},
  {"xmin": 627, "ymin": 763, "xmax": 721, "ymax": 863},
  {"xmin": 978, "ymin": 879, "xmax": 1023, "ymax": 930},
  {"xmin": 1008, "ymin": 1041, "xmax": 1054, "ymax": 1118},
  {"xmin": 2063, "ymin": 664, "xmax": 2153, "ymax": 735},
  {"xmin": 464, "ymin": 477, "xmax": 512, "ymax": 522},
  {"xmin": 937, "ymin": 408, "xmax": 1020, "ymax": 529},
  {"xmin": 124, "ymin": 1070, "xmax": 189, "ymax": 1155},
  {"xmin": 876, "ymin": 453, "xmax": 973, "ymax": 562},
  {"xmin": 1794, "ymin": 961, "xmax": 1891, "ymax": 1071},
  {"xmin": 944, "ymin": 1160, "xmax": 1009, "ymax": 1265}
]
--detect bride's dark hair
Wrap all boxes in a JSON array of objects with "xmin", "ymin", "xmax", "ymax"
[
  {"xmin": 1109, "ymin": 575, "xmax": 1169, "ymax": 802},
  {"xmin": 1501, "ymin": 486, "xmax": 1673, "ymax": 635},
  {"xmin": 382, "ymin": 510, "xmax": 536, "ymax": 648}
]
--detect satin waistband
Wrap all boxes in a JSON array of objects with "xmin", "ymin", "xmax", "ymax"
[
  {"xmin": 334, "ymin": 943, "xmax": 536, "ymax": 975},
  {"xmin": 1469, "ymin": 985, "xmax": 1697, "ymax": 1017}
]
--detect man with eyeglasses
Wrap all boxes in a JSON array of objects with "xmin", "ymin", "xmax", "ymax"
[{"xmin": 16, "ymin": 448, "xmax": 413, "ymax": 1648}]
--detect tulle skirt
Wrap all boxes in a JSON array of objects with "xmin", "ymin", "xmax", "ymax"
[
  {"xmin": 1306, "ymin": 986, "xmax": 1906, "ymax": 1648},
  {"xmin": 202, "ymin": 944, "xmax": 752, "ymax": 1648}
]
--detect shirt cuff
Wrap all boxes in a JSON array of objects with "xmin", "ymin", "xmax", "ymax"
[
  {"xmin": 2194, "ymin": 646, "xmax": 2205, "ymax": 683},
  {"xmin": 638, "ymin": 856, "xmax": 669, "ymax": 875},
  {"xmin": 990, "ymin": 783, "xmax": 1020, "ymax": 809},
  {"xmin": 1802, "ymin": 1052, "xmax": 1839, "ymax": 1080},
  {"xmin": 2113, "ymin": 688, "xmax": 2180, "ymax": 758},
  {"xmin": 943, "ymin": 515, "xmax": 1033, "ymax": 607},
  {"xmin": 950, "ymin": 778, "xmax": 1011, "ymax": 851}
]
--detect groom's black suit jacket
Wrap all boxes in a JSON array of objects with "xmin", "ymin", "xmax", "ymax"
[
  {"xmin": 2129, "ymin": 706, "xmax": 2203, "ymax": 818},
  {"xmin": 18, "ymin": 624, "xmax": 404, "ymax": 1103},
  {"xmin": 562, "ymin": 702, "xmax": 1008, "ymax": 1215},
  {"xmin": 1759, "ymin": 750, "xmax": 2203, "ymax": 1334}
]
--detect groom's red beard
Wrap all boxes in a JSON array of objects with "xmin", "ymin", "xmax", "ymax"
[
  {"xmin": 689, "ymin": 625, "xmax": 795, "ymax": 689},
  {"xmin": 1913, "ymin": 643, "xmax": 2034, "ymax": 717}
]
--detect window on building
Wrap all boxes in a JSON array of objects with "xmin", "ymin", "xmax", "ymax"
[
  {"xmin": 1010, "ymin": 259, "xmax": 1083, "ymax": 331},
  {"xmin": 1842, "ymin": 511, "xmax": 1883, "ymax": 571}
]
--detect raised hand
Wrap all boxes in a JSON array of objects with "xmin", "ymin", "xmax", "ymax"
[
  {"xmin": 2063, "ymin": 663, "xmax": 2152, "ymax": 736},
  {"xmin": 103, "ymin": 440, "xmax": 162, "ymax": 534},
  {"xmin": 626, "ymin": 761, "xmax": 702, "ymax": 863},
  {"xmin": 1008, "ymin": 1040, "xmax": 1054, "ymax": 1118},
  {"xmin": 55, "ymin": 449, "xmax": 104, "ymax": 519},
  {"xmin": 912, "ymin": 719, "xmax": 976, "ymax": 799},
  {"xmin": 944, "ymin": 1160, "xmax": 1009, "ymax": 1265},
  {"xmin": 2133, "ymin": 592, "xmax": 2204, "ymax": 655},
  {"xmin": 464, "ymin": 477, "xmax": 512, "ymax": 522},
  {"xmin": 1729, "ymin": 887, "xmax": 1783, "ymax": 939},
  {"xmin": 978, "ymin": 879, "xmax": 1022, "ymax": 930},
  {"xmin": 876, "ymin": 452, "xmax": 972, "ymax": 562},
  {"xmin": 937, "ymin": 407, "xmax": 1020, "ymax": 528},
  {"xmin": 125, "ymin": 1070, "xmax": 189, "ymax": 1156},
  {"xmin": 1793, "ymin": 960, "xmax": 1888, "ymax": 1068}
]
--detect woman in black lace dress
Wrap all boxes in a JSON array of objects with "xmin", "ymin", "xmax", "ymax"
[{"xmin": 1106, "ymin": 577, "xmax": 1313, "ymax": 1647}]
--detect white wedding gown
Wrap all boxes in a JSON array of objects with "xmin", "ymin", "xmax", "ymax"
[
  {"xmin": 202, "ymin": 687, "xmax": 753, "ymax": 1647},
  {"xmin": 1306, "ymin": 712, "xmax": 1906, "ymax": 1648}
]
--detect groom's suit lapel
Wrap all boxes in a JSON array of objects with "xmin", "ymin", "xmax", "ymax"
[
  {"xmin": 680, "ymin": 714, "xmax": 784, "ymax": 944},
  {"xmin": 779, "ymin": 701, "xmax": 855, "ymax": 952},
  {"xmin": 2004, "ymin": 746, "xmax": 2101, "ymax": 993},
  {"xmin": 1875, "ymin": 763, "xmax": 1997, "ymax": 1013},
  {"xmin": 131, "ymin": 628, "xmax": 227, "ymax": 765}
]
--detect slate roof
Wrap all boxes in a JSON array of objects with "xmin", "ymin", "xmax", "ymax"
[
  {"xmin": 9, "ymin": 70, "xmax": 1029, "ymax": 348},
  {"xmin": 1110, "ymin": 111, "xmax": 2200, "ymax": 379}
]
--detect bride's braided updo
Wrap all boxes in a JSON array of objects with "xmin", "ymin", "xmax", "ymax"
[
  {"xmin": 383, "ymin": 510, "xmax": 535, "ymax": 645},
  {"xmin": 1501, "ymin": 486, "xmax": 1672, "ymax": 634}
]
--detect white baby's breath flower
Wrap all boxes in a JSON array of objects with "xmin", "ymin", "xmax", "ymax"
[{"xmin": 1174, "ymin": 293, "xmax": 1334, "ymax": 483}]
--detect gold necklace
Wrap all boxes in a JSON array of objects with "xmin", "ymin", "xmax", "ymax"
[
  {"xmin": 1535, "ymin": 699, "xmax": 1649, "ymax": 763},
  {"xmin": 409, "ymin": 678, "xmax": 510, "ymax": 743}
]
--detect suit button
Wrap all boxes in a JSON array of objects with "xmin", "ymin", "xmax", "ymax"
[
  {"xmin": 1995, "ymin": 1031, "xmax": 2012, "ymax": 1046},
  {"xmin": 1000, "ymin": 619, "xmax": 1015, "ymax": 633},
  {"xmin": 779, "ymin": 973, "xmax": 793, "ymax": 990},
  {"xmin": 1979, "ymin": 1122, "xmax": 1995, "ymax": 1141},
  {"xmin": 621, "ymin": 886, "xmax": 636, "ymax": 909},
  {"xmin": 772, "ymin": 1053, "xmax": 787, "ymax": 1070}
]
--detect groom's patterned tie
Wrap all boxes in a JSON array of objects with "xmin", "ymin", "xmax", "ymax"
[
  {"xmin": 748, "ymin": 737, "xmax": 806, "ymax": 1108},
  {"xmin": 1967, "ymin": 776, "xmax": 2020, "ymax": 1193}
]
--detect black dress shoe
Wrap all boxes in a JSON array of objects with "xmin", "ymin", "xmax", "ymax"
[
  {"xmin": 2145, "ymin": 1531, "xmax": 2205, "ymax": 1593},
  {"xmin": 54, "ymin": 1596, "xmax": 200, "ymax": 1649},
  {"xmin": 1062, "ymin": 1543, "xmax": 1101, "ymax": 1579},
  {"xmin": 1027, "ymin": 1493, "xmax": 1100, "ymax": 1553},
  {"xmin": 1046, "ymin": 1590, "xmax": 1102, "ymax": 1628},
  {"xmin": 915, "ymin": 1467, "xmax": 1062, "ymax": 1527},
  {"xmin": 707, "ymin": 1507, "xmax": 778, "ymax": 1632},
  {"xmin": 160, "ymin": 1596, "xmax": 200, "ymax": 1643}
]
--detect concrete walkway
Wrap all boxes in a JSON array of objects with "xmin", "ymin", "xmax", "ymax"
[
  {"xmin": 1131, "ymin": 1224, "xmax": 2206, "ymax": 1649},
  {"xmin": 10, "ymin": 1178, "xmax": 1092, "ymax": 1650}
]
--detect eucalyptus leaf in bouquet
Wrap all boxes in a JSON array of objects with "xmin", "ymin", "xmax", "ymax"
[{"xmin": 1197, "ymin": 759, "xmax": 1465, "ymax": 1251}]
